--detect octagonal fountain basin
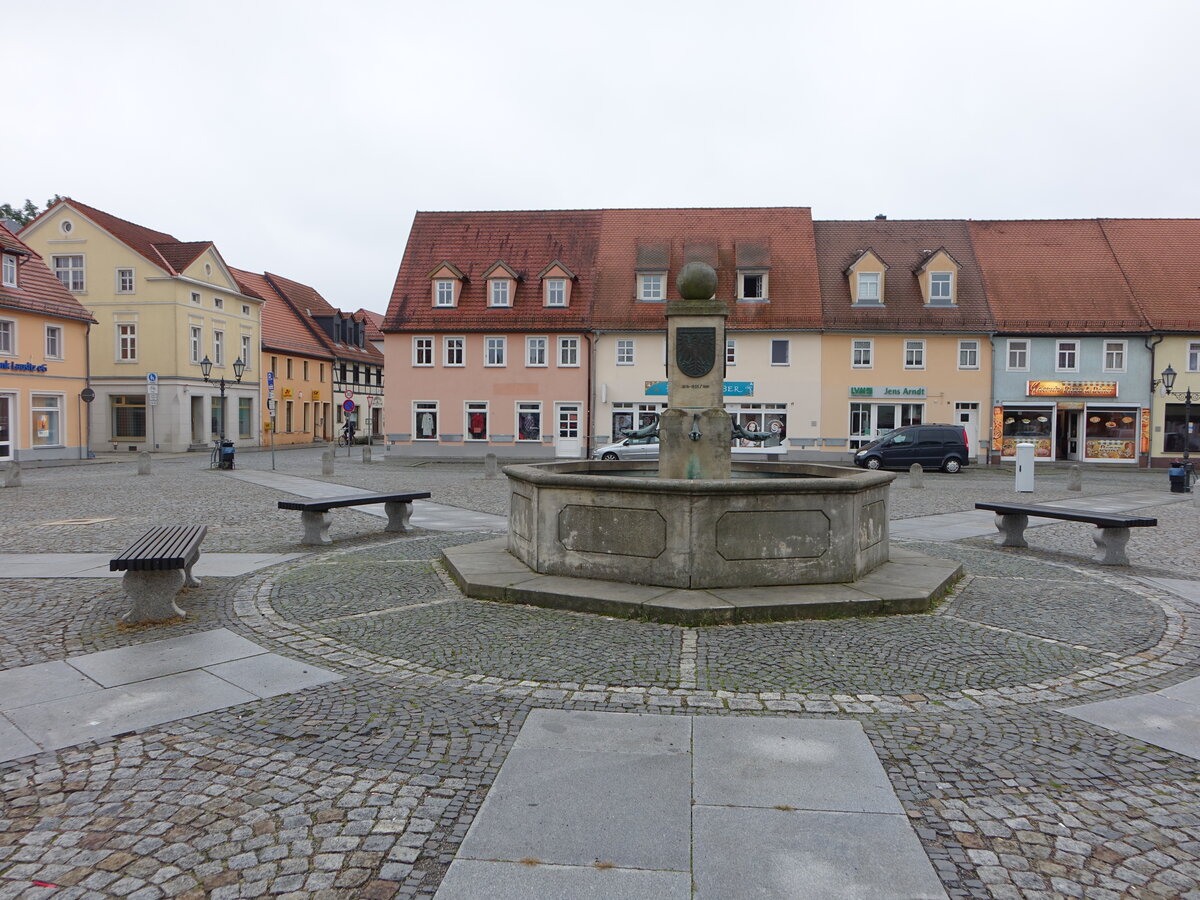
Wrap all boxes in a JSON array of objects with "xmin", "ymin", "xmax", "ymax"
[{"xmin": 505, "ymin": 460, "xmax": 895, "ymax": 590}]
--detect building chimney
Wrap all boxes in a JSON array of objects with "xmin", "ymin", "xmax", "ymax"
[{"xmin": 875, "ymin": 214, "xmax": 887, "ymax": 221}]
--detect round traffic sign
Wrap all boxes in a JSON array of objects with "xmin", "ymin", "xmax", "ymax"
[
  {"xmin": 342, "ymin": 399, "xmax": 355, "ymax": 412},
  {"xmin": 80, "ymin": 388, "xmax": 96, "ymax": 403},
  {"xmin": 344, "ymin": 390, "xmax": 353, "ymax": 399}
]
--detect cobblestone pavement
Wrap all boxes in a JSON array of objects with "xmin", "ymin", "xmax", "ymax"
[{"xmin": 1, "ymin": 449, "xmax": 1199, "ymax": 899}]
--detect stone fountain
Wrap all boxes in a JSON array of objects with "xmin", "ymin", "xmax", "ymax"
[{"xmin": 443, "ymin": 263, "xmax": 960, "ymax": 623}]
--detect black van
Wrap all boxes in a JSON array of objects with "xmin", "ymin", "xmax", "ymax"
[{"xmin": 853, "ymin": 424, "xmax": 970, "ymax": 473}]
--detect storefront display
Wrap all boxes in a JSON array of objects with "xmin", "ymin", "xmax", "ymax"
[
  {"xmin": 1083, "ymin": 407, "xmax": 1137, "ymax": 460},
  {"xmin": 999, "ymin": 406, "xmax": 1053, "ymax": 458}
]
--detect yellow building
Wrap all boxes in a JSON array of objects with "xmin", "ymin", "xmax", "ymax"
[
  {"xmin": 21, "ymin": 200, "xmax": 263, "ymax": 453},
  {"xmin": 0, "ymin": 223, "xmax": 95, "ymax": 462}
]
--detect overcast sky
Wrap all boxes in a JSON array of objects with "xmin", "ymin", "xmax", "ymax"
[{"xmin": 8, "ymin": 1, "xmax": 1198, "ymax": 314}]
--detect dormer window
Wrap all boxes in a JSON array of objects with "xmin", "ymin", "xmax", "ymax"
[
  {"xmin": 428, "ymin": 261, "xmax": 465, "ymax": 308},
  {"xmin": 489, "ymin": 279, "xmax": 511, "ymax": 307},
  {"xmin": 735, "ymin": 242, "xmax": 770, "ymax": 302},
  {"xmin": 435, "ymin": 280, "xmax": 455, "ymax": 306},
  {"xmin": 916, "ymin": 249, "xmax": 961, "ymax": 306},
  {"xmin": 929, "ymin": 272, "xmax": 953, "ymax": 303},
  {"xmin": 738, "ymin": 271, "xmax": 768, "ymax": 301},
  {"xmin": 857, "ymin": 272, "xmax": 881, "ymax": 304},
  {"xmin": 2, "ymin": 253, "xmax": 16, "ymax": 288},
  {"xmin": 538, "ymin": 261, "xmax": 575, "ymax": 307},
  {"xmin": 638, "ymin": 273, "xmax": 665, "ymax": 301},
  {"xmin": 545, "ymin": 279, "xmax": 566, "ymax": 306}
]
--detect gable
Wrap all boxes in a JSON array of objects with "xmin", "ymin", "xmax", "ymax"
[{"xmin": 180, "ymin": 247, "xmax": 242, "ymax": 293}]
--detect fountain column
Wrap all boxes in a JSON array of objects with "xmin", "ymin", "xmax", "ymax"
[{"xmin": 659, "ymin": 262, "xmax": 731, "ymax": 480}]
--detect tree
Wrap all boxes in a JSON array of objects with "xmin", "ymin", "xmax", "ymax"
[{"xmin": 0, "ymin": 196, "xmax": 63, "ymax": 227}]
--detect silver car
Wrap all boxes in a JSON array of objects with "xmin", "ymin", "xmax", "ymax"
[{"xmin": 592, "ymin": 435, "xmax": 660, "ymax": 460}]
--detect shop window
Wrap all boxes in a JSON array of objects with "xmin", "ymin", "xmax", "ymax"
[
  {"xmin": 1000, "ymin": 408, "xmax": 1052, "ymax": 457},
  {"xmin": 466, "ymin": 402, "xmax": 488, "ymax": 440},
  {"xmin": 1084, "ymin": 409, "xmax": 1137, "ymax": 460},
  {"xmin": 1164, "ymin": 404, "xmax": 1200, "ymax": 454},
  {"xmin": 414, "ymin": 402, "xmax": 438, "ymax": 440},
  {"xmin": 211, "ymin": 397, "xmax": 225, "ymax": 439},
  {"xmin": 611, "ymin": 403, "xmax": 663, "ymax": 438},
  {"xmin": 729, "ymin": 404, "xmax": 787, "ymax": 447},
  {"xmin": 517, "ymin": 402, "xmax": 542, "ymax": 441},
  {"xmin": 31, "ymin": 395, "xmax": 62, "ymax": 446},
  {"xmin": 239, "ymin": 398, "xmax": 252, "ymax": 439},
  {"xmin": 111, "ymin": 395, "xmax": 146, "ymax": 440}
]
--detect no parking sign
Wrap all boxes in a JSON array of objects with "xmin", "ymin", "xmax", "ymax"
[{"xmin": 342, "ymin": 399, "xmax": 355, "ymax": 413}]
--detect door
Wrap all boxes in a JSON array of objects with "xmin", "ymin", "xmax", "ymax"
[
  {"xmin": 1056, "ymin": 410, "xmax": 1081, "ymax": 460},
  {"xmin": 191, "ymin": 396, "xmax": 206, "ymax": 444},
  {"xmin": 555, "ymin": 403, "xmax": 582, "ymax": 458},
  {"xmin": 955, "ymin": 403, "xmax": 979, "ymax": 459},
  {"xmin": 0, "ymin": 395, "xmax": 12, "ymax": 460}
]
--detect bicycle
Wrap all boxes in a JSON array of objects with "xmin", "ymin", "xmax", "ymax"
[
  {"xmin": 210, "ymin": 439, "xmax": 222, "ymax": 469},
  {"xmin": 337, "ymin": 430, "xmax": 353, "ymax": 448}
]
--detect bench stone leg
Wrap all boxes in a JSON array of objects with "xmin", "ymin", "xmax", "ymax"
[
  {"xmin": 183, "ymin": 557, "xmax": 201, "ymax": 589},
  {"xmin": 122, "ymin": 570, "xmax": 186, "ymax": 623},
  {"xmin": 1093, "ymin": 527, "xmax": 1131, "ymax": 566},
  {"xmin": 995, "ymin": 513, "xmax": 1029, "ymax": 547},
  {"xmin": 384, "ymin": 500, "xmax": 413, "ymax": 533},
  {"xmin": 301, "ymin": 510, "xmax": 333, "ymax": 545}
]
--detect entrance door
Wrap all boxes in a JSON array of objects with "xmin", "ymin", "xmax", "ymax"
[
  {"xmin": 0, "ymin": 395, "xmax": 12, "ymax": 460},
  {"xmin": 955, "ymin": 402, "xmax": 979, "ymax": 459},
  {"xmin": 191, "ymin": 396, "xmax": 205, "ymax": 445},
  {"xmin": 1056, "ymin": 410, "xmax": 1081, "ymax": 460},
  {"xmin": 555, "ymin": 403, "xmax": 582, "ymax": 458}
]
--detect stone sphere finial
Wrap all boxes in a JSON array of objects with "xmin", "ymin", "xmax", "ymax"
[{"xmin": 676, "ymin": 262, "xmax": 718, "ymax": 301}]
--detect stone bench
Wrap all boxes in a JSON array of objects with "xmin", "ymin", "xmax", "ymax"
[
  {"xmin": 974, "ymin": 502, "xmax": 1157, "ymax": 566},
  {"xmin": 278, "ymin": 492, "xmax": 431, "ymax": 545},
  {"xmin": 110, "ymin": 525, "xmax": 208, "ymax": 623}
]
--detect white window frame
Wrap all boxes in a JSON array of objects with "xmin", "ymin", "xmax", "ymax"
[
  {"xmin": 414, "ymin": 401, "xmax": 439, "ymax": 440},
  {"xmin": 852, "ymin": 339, "xmax": 873, "ymax": 369},
  {"xmin": 545, "ymin": 279, "xmax": 566, "ymax": 307},
  {"xmin": 904, "ymin": 339, "xmax": 926, "ymax": 370},
  {"xmin": 485, "ymin": 336, "xmax": 506, "ymax": 367},
  {"xmin": 856, "ymin": 272, "xmax": 881, "ymax": 304},
  {"xmin": 191, "ymin": 291, "xmax": 201, "ymax": 304},
  {"xmin": 444, "ymin": 336, "xmax": 465, "ymax": 366},
  {"xmin": 516, "ymin": 401, "xmax": 542, "ymax": 442},
  {"xmin": 44, "ymin": 324, "xmax": 63, "ymax": 361},
  {"xmin": 240, "ymin": 335, "xmax": 252, "ymax": 370},
  {"xmin": 726, "ymin": 339, "xmax": 736, "ymax": 366},
  {"xmin": 637, "ymin": 272, "xmax": 666, "ymax": 301},
  {"xmin": 435, "ymin": 280, "xmax": 456, "ymax": 307},
  {"xmin": 1103, "ymin": 340, "xmax": 1127, "ymax": 373},
  {"xmin": 489, "ymin": 280, "xmax": 511, "ymax": 307},
  {"xmin": 413, "ymin": 336, "xmax": 434, "ymax": 367},
  {"xmin": 213, "ymin": 329, "xmax": 224, "ymax": 367},
  {"xmin": 30, "ymin": 392, "xmax": 64, "ymax": 447},
  {"xmin": 558, "ymin": 336, "xmax": 579, "ymax": 367},
  {"xmin": 526, "ymin": 336, "xmax": 547, "ymax": 367},
  {"xmin": 616, "ymin": 339, "xmax": 634, "ymax": 366},
  {"xmin": 242, "ymin": 304, "xmax": 250, "ymax": 316},
  {"xmin": 1189, "ymin": 342, "xmax": 1200, "ymax": 373},
  {"xmin": 1055, "ymin": 339, "xmax": 1079, "ymax": 373},
  {"xmin": 2, "ymin": 254, "xmax": 16, "ymax": 287},
  {"xmin": 116, "ymin": 267, "xmax": 135, "ymax": 293},
  {"xmin": 214, "ymin": 296, "xmax": 224, "ymax": 309},
  {"xmin": 770, "ymin": 339, "xmax": 790, "ymax": 366},
  {"xmin": 465, "ymin": 401, "xmax": 489, "ymax": 442},
  {"xmin": 738, "ymin": 270, "xmax": 768, "ymax": 301},
  {"xmin": 52, "ymin": 255, "xmax": 85, "ymax": 292},
  {"xmin": 929, "ymin": 272, "xmax": 953, "ymax": 303},
  {"xmin": 1007, "ymin": 339, "xmax": 1029, "ymax": 372},
  {"xmin": 117, "ymin": 323, "xmax": 137, "ymax": 362},
  {"xmin": 0, "ymin": 318, "xmax": 15, "ymax": 356},
  {"xmin": 190, "ymin": 326, "xmax": 202, "ymax": 364},
  {"xmin": 958, "ymin": 339, "xmax": 979, "ymax": 370}
]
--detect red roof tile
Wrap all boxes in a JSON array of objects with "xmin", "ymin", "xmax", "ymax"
[
  {"xmin": 385, "ymin": 210, "xmax": 602, "ymax": 333},
  {"xmin": 0, "ymin": 224, "xmax": 96, "ymax": 323},
  {"xmin": 358, "ymin": 309, "xmax": 385, "ymax": 341},
  {"xmin": 264, "ymin": 272, "xmax": 382, "ymax": 364},
  {"xmin": 968, "ymin": 220, "xmax": 1149, "ymax": 333},
  {"xmin": 814, "ymin": 220, "xmax": 993, "ymax": 331},
  {"xmin": 1098, "ymin": 219, "xmax": 1200, "ymax": 332},
  {"xmin": 230, "ymin": 267, "xmax": 333, "ymax": 361}
]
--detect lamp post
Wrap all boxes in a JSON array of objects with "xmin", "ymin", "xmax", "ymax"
[
  {"xmin": 200, "ymin": 355, "xmax": 246, "ymax": 442},
  {"xmin": 1160, "ymin": 364, "xmax": 1194, "ymax": 461}
]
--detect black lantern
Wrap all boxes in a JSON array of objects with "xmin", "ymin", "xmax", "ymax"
[{"xmin": 200, "ymin": 356, "xmax": 246, "ymax": 443}]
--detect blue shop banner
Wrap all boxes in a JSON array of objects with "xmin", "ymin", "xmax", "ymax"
[{"xmin": 644, "ymin": 381, "xmax": 754, "ymax": 397}]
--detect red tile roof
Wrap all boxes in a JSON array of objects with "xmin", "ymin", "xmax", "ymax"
[
  {"xmin": 1098, "ymin": 219, "xmax": 1200, "ymax": 332},
  {"xmin": 358, "ymin": 309, "xmax": 385, "ymax": 341},
  {"xmin": 814, "ymin": 220, "xmax": 993, "ymax": 331},
  {"xmin": 968, "ymin": 219, "xmax": 1150, "ymax": 333},
  {"xmin": 230, "ymin": 267, "xmax": 333, "ymax": 361},
  {"xmin": 264, "ymin": 272, "xmax": 382, "ymax": 365},
  {"xmin": 385, "ymin": 210, "xmax": 602, "ymax": 332},
  {"xmin": 592, "ymin": 208, "xmax": 823, "ymax": 331},
  {"xmin": 0, "ymin": 224, "xmax": 96, "ymax": 323}
]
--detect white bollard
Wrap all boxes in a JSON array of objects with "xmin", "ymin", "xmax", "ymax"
[
  {"xmin": 908, "ymin": 463, "xmax": 924, "ymax": 488},
  {"xmin": 322, "ymin": 448, "xmax": 335, "ymax": 476},
  {"xmin": 3, "ymin": 461, "xmax": 20, "ymax": 488},
  {"xmin": 1067, "ymin": 464, "xmax": 1082, "ymax": 491},
  {"xmin": 137, "ymin": 451, "xmax": 152, "ymax": 476}
]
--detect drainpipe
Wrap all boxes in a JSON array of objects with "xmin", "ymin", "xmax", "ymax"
[
  {"xmin": 1146, "ymin": 334, "xmax": 1164, "ymax": 467},
  {"xmin": 586, "ymin": 332, "xmax": 598, "ymax": 459},
  {"xmin": 83, "ymin": 319, "xmax": 91, "ymax": 460}
]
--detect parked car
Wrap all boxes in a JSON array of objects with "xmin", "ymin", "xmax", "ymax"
[
  {"xmin": 593, "ymin": 435, "xmax": 660, "ymax": 460},
  {"xmin": 853, "ymin": 424, "xmax": 970, "ymax": 473}
]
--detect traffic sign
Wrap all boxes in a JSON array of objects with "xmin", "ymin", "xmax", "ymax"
[
  {"xmin": 344, "ymin": 390, "xmax": 353, "ymax": 399},
  {"xmin": 147, "ymin": 372, "xmax": 158, "ymax": 383},
  {"xmin": 342, "ymin": 399, "xmax": 355, "ymax": 413},
  {"xmin": 266, "ymin": 372, "xmax": 275, "ymax": 387},
  {"xmin": 366, "ymin": 396, "xmax": 374, "ymax": 407}
]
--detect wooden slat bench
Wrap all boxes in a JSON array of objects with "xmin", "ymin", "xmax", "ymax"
[
  {"xmin": 974, "ymin": 502, "xmax": 1157, "ymax": 566},
  {"xmin": 109, "ymin": 525, "xmax": 208, "ymax": 623},
  {"xmin": 277, "ymin": 492, "xmax": 431, "ymax": 545}
]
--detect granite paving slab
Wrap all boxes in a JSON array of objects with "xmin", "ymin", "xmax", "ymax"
[
  {"xmin": 434, "ymin": 859, "xmax": 691, "ymax": 900},
  {"xmin": 66, "ymin": 628, "xmax": 265, "ymax": 686},
  {"xmin": 205, "ymin": 652, "xmax": 343, "ymax": 698},
  {"xmin": 513, "ymin": 708, "xmax": 689, "ymax": 754},
  {"xmin": 1061, "ymin": 692, "xmax": 1200, "ymax": 761},
  {"xmin": 0, "ymin": 552, "xmax": 303, "ymax": 578},
  {"xmin": 0, "ymin": 716, "xmax": 40, "ymax": 761},
  {"xmin": 0, "ymin": 659, "xmax": 100, "ymax": 711}
]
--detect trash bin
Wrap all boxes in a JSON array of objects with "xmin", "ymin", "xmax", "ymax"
[
  {"xmin": 219, "ymin": 440, "xmax": 236, "ymax": 470},
  {"xmin": 1169, "ymin": 459, "xmax": 1194, "ymax": 493}
]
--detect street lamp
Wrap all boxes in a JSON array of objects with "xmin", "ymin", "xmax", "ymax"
[
  {"xmin": 200, "ymin": 355, "xmax": 246, "ymax": 442},
  {"xmin": 1160, "ymin": 364, "xmax": 1194, "ymax": 461}
]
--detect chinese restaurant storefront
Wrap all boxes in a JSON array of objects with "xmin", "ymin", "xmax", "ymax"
[{"xmin": 993, "ymin": 381, "xmax": 1145, "ymax": 464}]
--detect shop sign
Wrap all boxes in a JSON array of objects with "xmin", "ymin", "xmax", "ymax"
[
  {"xmin": 281, "ymin": 387, "xmax": 294, "ymax": 399},
  {"xmin": 644, "ymin": 381, "xmax": 754, "ymax": 397},
  {"xmin": 1141, "ymin": 407, "xmax": 1151, "ymax": 455},
  {"xmin": 1027, "ymin": 380, "xmax": 1118, "ymax": 398},
  {"xmin": 0, "ymin": 361, "xmax": 48, "ymax": 373},
  {"xmin": 311, "ymin": 390, "xmax": 321, "ymax": 401},
  {"xmin": 848, "ymin": 386, "xmax": 926, "ymax": 398}
]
